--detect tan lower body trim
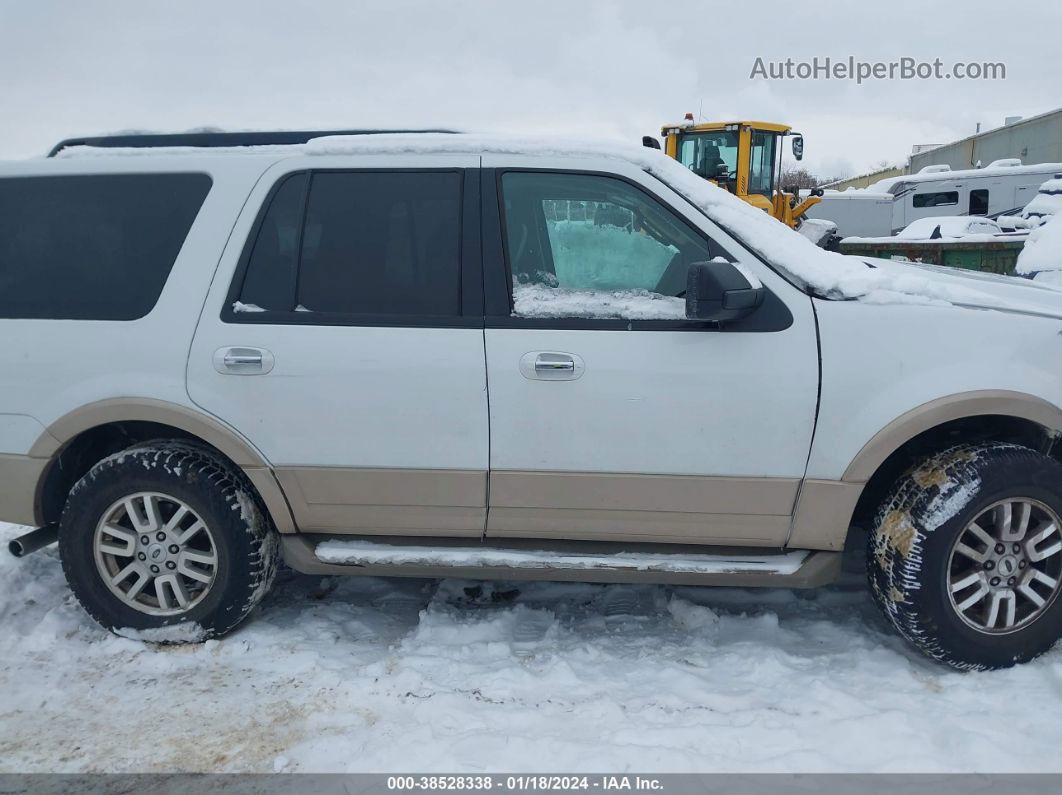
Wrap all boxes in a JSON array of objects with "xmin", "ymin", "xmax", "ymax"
[
  {"xmin": 0, "ymin": 453, "xmax": 47, "ymax": 527},
  {"xmin": 267, "ymin": 467, "xmax": 860, "ymax": 550},
  {"xmin": 487, "ymin": 471, "xmax": 800, "ymax": 546},
  {"xmin": 274, "ymin": 467, "xmax": 486, "ymax": 536},
  {"xmin": 787, "ymin": 479, "xmax": 865, "ymax": 551}
]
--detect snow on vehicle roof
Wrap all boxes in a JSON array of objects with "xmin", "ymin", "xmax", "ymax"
[
  {"xmin": 895, "ymin": 216, "xmax": 1001, "ymax": 241},
  {"xmin": 1021, "ymin": 178, "xmax": 1062, "ymax": 220},
  {"xmin": 45, "ymin": 132, "xmax": 1054, "ymax": 308},
  {"xmin": 1016, "ymin": 213, "xmax": 1062, "ymax": 275}
]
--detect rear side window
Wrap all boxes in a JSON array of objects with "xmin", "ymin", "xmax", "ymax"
[
  {"xmin": 237, "ymin": 173, "xmax": 309, "ymax": 311},
  {"xmin": 232, "ymin": 170, "xmax": 462, "ymax": 319},
  {"xmin": 0, "ymin": 173, "xmax": 211, "ymax": 320}
]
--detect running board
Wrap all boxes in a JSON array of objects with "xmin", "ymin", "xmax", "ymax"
[{"xmin": 281, "ymin": 535, "xmax": 841, "ymax": 588}]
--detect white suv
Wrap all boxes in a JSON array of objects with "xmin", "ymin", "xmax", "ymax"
[{"xmin": 4, "ymin": 130, "xmax": 1062, "ymax": 670}]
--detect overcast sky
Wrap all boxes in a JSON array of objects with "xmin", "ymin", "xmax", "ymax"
[{"xmin": 1, "ymin": 0, "xmax": 1058, "ymax": 177}]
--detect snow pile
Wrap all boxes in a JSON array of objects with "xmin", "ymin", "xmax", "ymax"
[
  {"xmin": 1023, "ymin": 178, "xmax": 1062, "ymax": 221},
  {"xmin": 512, "ymin": 283, "xmax": 685, "ymax": 320},
  {"xmin": 796, "ymin": 218, "xmax": 837, "ymax": 247},
  {"xmin": 7, "ymin": 521, "xmax": 1062, "ymax": 773},
  {"xmin": 1017, "ymin": 213, "xmax": 1062, "ymax": 275}
]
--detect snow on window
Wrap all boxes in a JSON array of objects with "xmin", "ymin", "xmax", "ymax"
[
  {"xmin": 512, "ymin": 283, "xmax": 686, "ymax": 320},
  {"xmin": 232, "ymin": 301, "xmax": 266, "ymax": 313}
]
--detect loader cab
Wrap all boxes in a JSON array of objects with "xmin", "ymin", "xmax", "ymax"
[
  {"xmin": 675, "ymin": 129, "xmax": 740, "ymax": 186},
  {"xmin": 660, "ymin": 117, "xmax": 820, "ymax": 227}
]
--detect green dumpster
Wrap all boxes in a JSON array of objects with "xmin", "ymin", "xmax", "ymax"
[{"xmin": 838, "ymin": 239, "xmax": 1026, "ymax": 275}]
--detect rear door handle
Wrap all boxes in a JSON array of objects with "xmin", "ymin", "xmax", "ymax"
[
  {"xmin": 213, "ymin": 347, "xmax": 274, "ymax": 375},
  {"xmin": 519, "ymin": 351, "xmax": 585, "ymax": 381},
  {"xmin": 535, "ymin": 355, "xmax": 574, "ymax": 373}
]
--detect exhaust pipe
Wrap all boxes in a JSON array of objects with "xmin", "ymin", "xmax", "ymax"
[{"xmin": 8, "ymin": 524, "xmax": 59, "ymax": 558}]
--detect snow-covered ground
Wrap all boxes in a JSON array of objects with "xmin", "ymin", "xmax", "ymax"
[{"xmin": 3, "ymin": 520, "xmax": 1062, "ymax": 774}]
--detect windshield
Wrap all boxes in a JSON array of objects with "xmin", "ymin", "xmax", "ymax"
[
  {"xmin": 676, "ymin": 131, "xmax": 739, "ymax": 184},
  {"xmin": 748, "ymin": 130, "xmax": 777, "ymax": 197}
]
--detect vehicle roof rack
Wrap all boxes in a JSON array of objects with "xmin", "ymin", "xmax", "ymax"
[{"xmin": 47, "ymin": 128, "xmax": 458, "ymax": 157}]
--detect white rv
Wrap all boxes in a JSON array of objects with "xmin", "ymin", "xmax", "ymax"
[{"xmin": 806, "ymin": 160, "xmax": 1062, "ymax": 238}]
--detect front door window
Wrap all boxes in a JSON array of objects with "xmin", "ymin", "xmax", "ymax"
[{"xmin": 500, "ymin": 172, "xmax": 716, "ymax": 319}]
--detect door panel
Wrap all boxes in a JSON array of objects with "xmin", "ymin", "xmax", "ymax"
[
  {"xmin": 481, "ymin": 159, "xmax": 819, "ymax": 546},
  {"xmin": 275, "ymin": 467, "xmax": 486, "ymax": 536},
  {"xmin": 488, "ymin": 470, "xmax": 799, "ymax": 544},
  {"xmin": 187, "ymin": 156, "xmax": 489, "ymax": 535}
]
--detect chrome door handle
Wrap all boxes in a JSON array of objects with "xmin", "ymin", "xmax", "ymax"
[
  {"xmin": 213, "ymin": 347, "xmax": 274, "ymax": 375},
  {"xmin": 519, "ymin": 351, "xmax": 584, "ymax": 381},
  {"xmin": 535, "ymin": 355, "xmax": 575, "ymax": 372}
]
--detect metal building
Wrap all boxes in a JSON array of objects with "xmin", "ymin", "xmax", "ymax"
[{"xmin": 909, "ymin": 107, "xmax": 1062, "ymax": 173}]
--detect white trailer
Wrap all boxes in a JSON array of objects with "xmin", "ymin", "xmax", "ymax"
[{"xmin": 808, "ymin": 160, "xmax": 1062, "ymax": 238}]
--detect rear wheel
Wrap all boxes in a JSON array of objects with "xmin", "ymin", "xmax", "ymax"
[
  {"xmin": 867, "ymin": 442, "xmax": 1062, "ymax": 669},
  {"xmin": 59, "ymin": 441, "xmax": 278, "ymax": 641}
]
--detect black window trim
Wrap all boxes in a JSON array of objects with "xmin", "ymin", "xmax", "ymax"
[
  {"xmin": 484, "ymin": 167, "xmax": 793, "ymax": 333},
  {"xmin": 222, "ymin": 167, "xmax": 482, "ymax": 329}
]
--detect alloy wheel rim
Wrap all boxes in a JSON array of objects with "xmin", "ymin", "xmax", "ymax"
[
  {"xmin": 947, "ymin": 497, "xmax": 1062, "ymax": 634},
  {"xmin": 93, "ymin": 491, "xmax": 218, "ymax": 616}
]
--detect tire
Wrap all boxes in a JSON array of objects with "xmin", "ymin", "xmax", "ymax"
[
  {"xmin": 58, "ymin": 440, "xmax": 278, "ymax": 642},
  {"xmin": 868, "ymin": 442, "xmax": 1062, "ymax": 670}
]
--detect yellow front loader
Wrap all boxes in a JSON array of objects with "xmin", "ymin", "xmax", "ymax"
[{"xmin": 646, "ymin": 115, "xmax": 823, "ymax": 228}]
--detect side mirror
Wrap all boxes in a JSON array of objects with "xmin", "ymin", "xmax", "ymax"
[
  {"xmin": 642, "ymin": 136, "xmax": 662, "ymax": 150},
  {"xmin": 791, "ymin": 134, "xmax": 804, "ymax": 161},
  {"xmin": 685, "ymin": 260, "xmax": 765, "ymax": 323}
]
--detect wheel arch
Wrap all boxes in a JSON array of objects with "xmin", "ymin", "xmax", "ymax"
[
  {"xmin": 30, "ymin": 398, "xmax": 296, "ymax": 533},
  {"xmin": 842, "ymin": 390, "xmax": 1062, "ymax": 484},
  {"xmin": 790, "ymin": 391, "xmax": 1062, "ymax": 551}
]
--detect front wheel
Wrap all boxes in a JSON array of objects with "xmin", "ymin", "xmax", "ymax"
[
  {"xmin": 868, "ymin": 442, "xmax": 1062, "ymax": 669},
  {"xmin": 59, "ymin": 441, "xmax": 278, "ymax": 641}
]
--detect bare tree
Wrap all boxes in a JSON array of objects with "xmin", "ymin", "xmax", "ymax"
[{"xmin": 779, "ymin": 167, "xmax": 834, "ymax": 189}]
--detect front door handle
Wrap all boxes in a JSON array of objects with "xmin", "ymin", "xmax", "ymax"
[
  {"xmin": 213, "ymin": 347, "xmax": 274, "ymax": 375},
  {"xmin": 519, "ymin": 351, "xmax": 585, "ymax": 381}
]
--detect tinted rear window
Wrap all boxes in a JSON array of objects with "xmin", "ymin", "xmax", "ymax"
[{"xmin": 0, "ymin": 173, "xmax": 212, "ymax": 320}]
